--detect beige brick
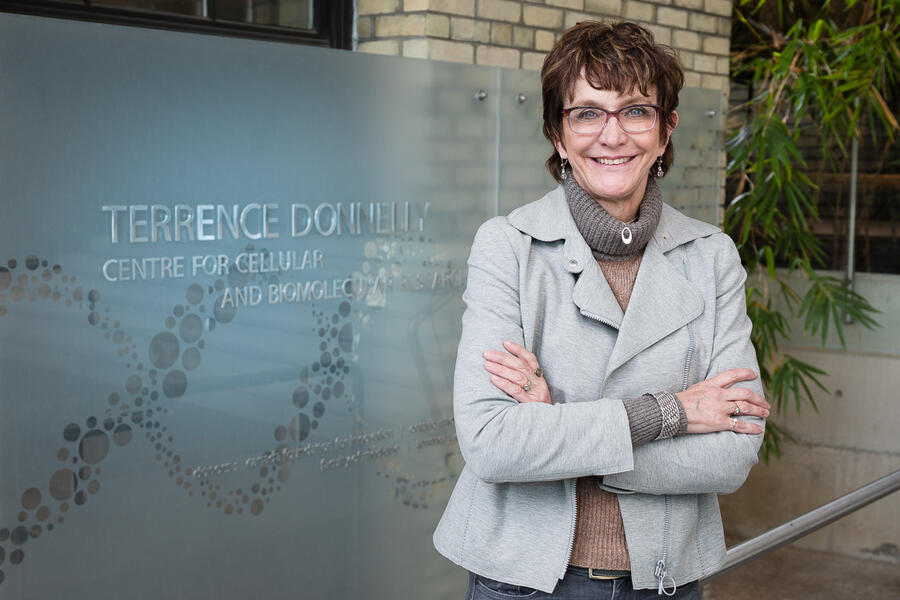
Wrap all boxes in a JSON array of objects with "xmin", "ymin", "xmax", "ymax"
[
  {"xmin": 450, "ymin": 16, "xmax": 490, "ymax": 41},
  {"xmin": 716, "ymin": 56, "xmax": 730, "ymax": 74},
  {"xmin": 678, "ymin": 49, "xmax": 694, "ymax": 69},
  {"xmin": 586, "ymin": 0, "xmax": 623, "ymax": 14},
  {"xmin": 703, "ymin": 35, "xmax": 730, "ymax": 55},
  {"xmin": 359, "ymin": 0, "xmax": 399, "ymax": 15},
  {"xmin": 405, "ymin": 0, "xmax": 476, "ymax": 14},
  {"xmin": 408, "ymin": 0, "xmax": 476, "ymax": 14},
  {"xmin": 718, "ymin": 18, "xmax": 732, "ymax": 36},
  {"xmin": 684, "ymin": 70, "xmax": 702, "ymax": 87},
  {"xmin": 547, "ymin": 0, "xmax": 584, "ymax": 9},
  {"xmin": 535, "ymin": 29, "xmax": 556, "ymax": 51},
  {"xmin": 522, "ymin": 51, "xmax": 547, "ymax": 71},
  {"xmin": 357, "ymin": 16, "xmax": 373, "ymax": 39},
  {"xmin": 491, "ymin": 23, "xmax": 512, "ymax": 45},
  {"xmin": 705, "ymin": 0, "xmax": 732, "ymax": 16},
  {"xmin": 429, "ymin": 39, "xmax": 474, "ymax": 63},
  {"xmin": 477, "ymin": 0, "xmax": 521, "ymax": 23},
  {"xmin": 672, "ymin": 29, "xmax": 700, "ymax": 51},
  {"xmin": 437, "ymin": 0, "xmax": 476, "ymax": 15},
  {"xmin": 693, "ymin": 53, "xmax": 717, "ymax": 73},
  {"xmin": 657, "ymin": 6, "xmax": 688, "ymax": 28},
  {"xmin": 473, "ymin": 20, "xmax": 491, "ymax": 42},
  {"xmin": 376, "ymin": 14, "xmax": 426, "ymax": 37},
  {"xmin": 672, "ymin": 0, "xmax": 702, "ymax": 8},
  {"xmin": 701, "ymin": 73, "xmax": 729, "ymax": 92},
  {"xmin": 357, "ymin": 40, "xmax": 400, "ymax": 55},
  {"xmin": 427, "ymin": 13, "xmax": 450, "ymax": 37},
  {"xmin": 564, "ymin": 11, "xmax": 594, "ymax": 28},
  {"xmin": 450, "ymin": 16, "xmax": 474, "ymax": 39},
  {"xmin": 624, "ymin": 1, "xmax": 654, "ymax": 22},
  {"xmin": 476, "ymin": 44, "xmax": 520, "ymax": 68},
  {"xmin": 403, "ymin": 39, "xmax": 429, "ymax": 58},
  {"xmin": 644, "ymin": 23, "xmax": 671, "ymax": 45},
  {"xmin": 523, "ymin": 5, "xmax": 564, "ymax": 29},
  {"xmin": 689, "ymin": 13, "xmax": 720, "ymax": 33},
  {"xmin": 513, "ymin": 26, "xmax": 535, "ymax": 48}
]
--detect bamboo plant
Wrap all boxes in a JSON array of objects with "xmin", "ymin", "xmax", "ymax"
[{"xmin": 726, "ymin": 0, "xmax": 898, "ymax": 460}]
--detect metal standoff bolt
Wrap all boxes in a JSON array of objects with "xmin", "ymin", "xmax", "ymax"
[
  {"xmin": 516, "ymin": 93, "xmax": 527, "ymax": 104},
  {"xmin": 705, "ymin": 109, "xmax": 717, "ymax": 118},
  {"xmin": 475, "ymin": 89, "xmax": 488, "ymax": 101}
]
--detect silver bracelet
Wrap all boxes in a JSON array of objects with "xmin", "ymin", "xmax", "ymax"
[{"xmin": 651, "ymin": 391, "xmax": 681, "ymax": 440}]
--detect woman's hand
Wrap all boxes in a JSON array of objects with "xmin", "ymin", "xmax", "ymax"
[
  {"xmin": 483, "ymin": 340, "xmax": 551, "ymax": 404},
  {"xmin": 677, "ymin": 368, "xmax": 769, "ymax": 435}
]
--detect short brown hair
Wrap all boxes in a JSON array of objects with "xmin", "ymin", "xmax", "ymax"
[{"xmin": 541, "ymin": 21, "xmax": 684, "ymax": 182}]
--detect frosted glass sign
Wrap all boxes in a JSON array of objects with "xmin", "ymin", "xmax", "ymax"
[{"xmin": 0, "ymin": 13, "xmax": 499, "ymax": 599}]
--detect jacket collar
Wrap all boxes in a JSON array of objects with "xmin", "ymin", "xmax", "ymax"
[
  {"xmin": 506, "ymin": 185, "xmax": 721, "ymax": 255},
  {"xmin": 507, "ymin": 185, "xmax": 721, "ymax": 378}
]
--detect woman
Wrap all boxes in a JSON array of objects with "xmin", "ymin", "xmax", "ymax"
[{"xmin": 433, "ymin": 21, "xmax": 768, "ymax": 599}]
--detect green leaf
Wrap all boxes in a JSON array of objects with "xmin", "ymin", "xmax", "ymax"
[
  {"xmin": 798, "ymin": 273, "xmax": 880, "ymax": 347},
  {"xmin": 764, "ymin": 246, "xmax": 776, "ymax": 279},
  {"xmin": 760, "ymin": 420, "xmax": 796, "ymax": 463}
]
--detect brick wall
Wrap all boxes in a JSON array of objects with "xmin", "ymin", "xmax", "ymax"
[
  {"xmin": 356, "ymin": 0, "xmax": 733, "ymax": 223},
  {"xmin": 356, "ymin": 0, "xmax": 732, "ymax": 94}
]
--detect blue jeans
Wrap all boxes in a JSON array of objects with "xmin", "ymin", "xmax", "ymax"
[{"xmin": 466, "ymin": 568, "xmax": 702, "ymax": 599}]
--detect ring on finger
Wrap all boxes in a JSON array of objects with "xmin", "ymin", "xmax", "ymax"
[
  {"xmin": 522, "ymin": 379, "xmax": 532, "ymax": 392},
  {"xmin": 729, "ymin": 418, "xmax": 737, "ymax": 432},
  {"xmin": 534, "ymin": 367, "xmax": 543, "ymax": 378},
  {"xmin": 732, "ymin": 402, "xmax": 741, "ymax": 416}
]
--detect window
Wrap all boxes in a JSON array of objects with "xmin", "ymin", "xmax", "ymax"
[{"xmin": 0, "ymin": 0, "xmax": 352, "ymax": 48}]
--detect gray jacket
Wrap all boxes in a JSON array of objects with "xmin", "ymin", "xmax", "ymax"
[{"xmin": 433, "ymin": 185, "xmax": 764, "ymax": 593}]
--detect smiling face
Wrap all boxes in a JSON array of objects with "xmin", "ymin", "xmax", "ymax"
[{"xmin": 555, "ymin": 76, "xmax": 677, "ymax": 221}]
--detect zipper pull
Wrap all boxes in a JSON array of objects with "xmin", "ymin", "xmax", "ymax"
[{"xmin": 655, "ymin": 560, "xmax": 677, "ymax": 596}]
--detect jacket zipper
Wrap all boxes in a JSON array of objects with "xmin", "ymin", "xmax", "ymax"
[
  {"xmin": 681, "ymin": 259, "xmax": 695, "ymax": 392},
  {"xmin": 660, "ymin": 257, "xmax": 692, "ymax": 595},
  {"xmin": 681, "ymin": 320, "xmax": 694, "ymax": 392},
  {"xmin": 559, "ymin": 478, "xmax": 578, "ymax": 579},
  {"xmin": 655, "ymin": 495, "xmax": 676, "ymax": 596},
  {"xmin": 580, "ymin": 309, "xmax": 618, "ymax": 330}
]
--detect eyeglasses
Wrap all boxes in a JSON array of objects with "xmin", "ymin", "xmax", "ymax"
[{"xmin": 562, "ymin": 104, "xmax": 661, "ymax": 134}]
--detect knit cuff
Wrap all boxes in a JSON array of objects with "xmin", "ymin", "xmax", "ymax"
[
  {"xmin": 623, "ymin": 394, "xmax": 663, "ymax": 446},
  {"xmin": 650, "ymin": 391, "xmax": 687, "ymax": 440}
]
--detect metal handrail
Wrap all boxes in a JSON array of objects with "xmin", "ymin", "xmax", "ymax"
[{"xmin": 702, "ymin": 468, "xmax": 900, "ymax": 583}]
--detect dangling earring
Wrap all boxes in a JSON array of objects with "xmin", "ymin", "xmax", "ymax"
[
  {"xmin": 560, "ymin": 158, "xmax": 568, "ymax": 180},
  {"xmin": 656, "ymin": 156, "xmax": 664, "ymax": 177}
]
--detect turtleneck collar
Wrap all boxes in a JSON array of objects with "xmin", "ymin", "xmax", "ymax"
[{"xmin": 563, "ymin": 170, "xmax": 663, "ymax": 261}]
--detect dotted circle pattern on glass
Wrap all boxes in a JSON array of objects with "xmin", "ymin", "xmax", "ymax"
[{"xmin": 0, "ymin": 239, "xmax": 460, "ymax": 584}]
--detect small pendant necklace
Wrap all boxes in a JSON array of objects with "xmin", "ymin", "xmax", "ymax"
[{"xmin": 621, "ymin": 217, "xmax": 637, "ymax": 245}]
